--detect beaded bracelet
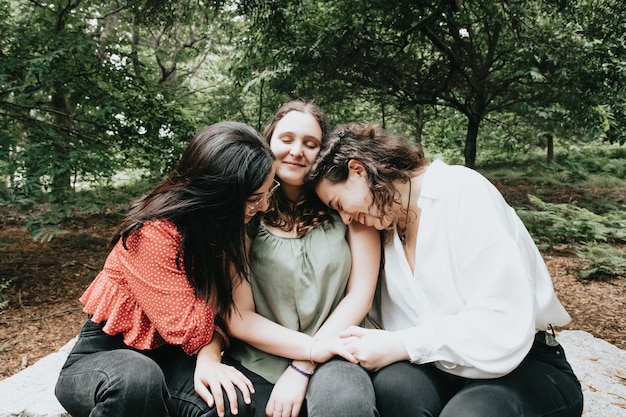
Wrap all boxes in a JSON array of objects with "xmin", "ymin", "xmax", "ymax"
[{"xmin": 289, "ymin": 361, "xmax": 314, "ymax": 378}]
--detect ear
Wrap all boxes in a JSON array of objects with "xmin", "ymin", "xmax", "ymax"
[{"xmin": 347, "ymin": 159, "xmax": 366, "ymax": 177}]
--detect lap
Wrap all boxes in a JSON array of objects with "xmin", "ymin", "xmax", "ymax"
[
  {"xmin": 57, "ymin": 319, "xmax": 253, "ymax": 417},
  {"xmin": 372, "ymin": 335, "xmax": 583, "ymax": 417}
]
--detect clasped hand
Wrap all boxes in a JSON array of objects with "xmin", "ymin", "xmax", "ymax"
[{"xmin": 338, "ymin": 325, "xmax": 409, "ymax": 371}]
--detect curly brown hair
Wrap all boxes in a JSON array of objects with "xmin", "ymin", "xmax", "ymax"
[
  {"xmin": 261, "ymin": 100, "xmax": 335, "ymax": 236},
  {"xmin": 307, "ymin": 122, "xmax": 428, "ymax": 241}
]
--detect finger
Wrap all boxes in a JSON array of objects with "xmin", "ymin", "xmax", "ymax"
[
  {"xmin": 290, "ymin": 401, "xmax": 302, "ymax": 417},
  {"xmin": 206, "ymin": 379, "xmax": 227, "ymax": 417},
  {"xmin": 336, "ymin": 348, "xmax": 358, "ymax": 363},
  {"xmin": 194, "ymin": 379, "xmax": 215, "ymax": 408},
  {"xmin": 270, "ymin": 405, "xmax": 284, "ymax": 417},
  {"xmin": 333, "ymin": 342, "xmax": 359, "ymax": 362},
  {"xmin": 233, "ymin": 376, "xmax": 253, "ymax": 404},
  {"xmin": 218, "ymin": 379, "xmax": 241, "ymax": 416},
  {"xmin": 342, "ymin": 336, "xmax": 361, "ymax": 350},
  {"xmin": 339, "ymin": 325, "xmax": 366, "ymax": 338}
]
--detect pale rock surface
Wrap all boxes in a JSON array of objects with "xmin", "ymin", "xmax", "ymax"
[{"xmin": 0, "ymin": 330, "xmax": 624, "ymax": 416}]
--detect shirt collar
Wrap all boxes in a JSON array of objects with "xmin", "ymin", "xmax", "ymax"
[{"xmin": 419, "ymin": 158, "xmax": 447, "ymax": 200}]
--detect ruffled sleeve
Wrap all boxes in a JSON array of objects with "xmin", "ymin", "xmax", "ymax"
[{"xmin": 80, "ymin": 219, "xmax": 215, "ymax": 355}]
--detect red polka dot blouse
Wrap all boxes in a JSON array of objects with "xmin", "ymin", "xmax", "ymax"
[{"xmin": 80, "ymin": 219, "xmax": 215, "ymax": 355}]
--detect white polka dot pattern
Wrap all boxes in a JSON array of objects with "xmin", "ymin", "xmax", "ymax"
[{"xmin": 80, "ymin": 219, "xmax": 215, "ymax": 355}]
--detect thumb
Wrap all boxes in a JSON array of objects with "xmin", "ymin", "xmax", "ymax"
[{"xmin": 339, "ymin": 325, "xmax": 366, "ymax": 339}]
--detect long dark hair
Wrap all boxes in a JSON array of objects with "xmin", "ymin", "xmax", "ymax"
[
  {"xmin": 262, "ymin": 100, "xmax": 334, "ymax": 236},
  {"xmin": 307, "ymin": 122, "xmax": 428, "ymax": 240},
  {"xmin": 111, "ymin": 122, "xmax": 274, "ymax": 322}
]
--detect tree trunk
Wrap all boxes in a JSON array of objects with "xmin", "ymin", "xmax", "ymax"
[
  {"xmin": 257, "ymin": 79, "xmax": 264, "ymax": 133},
  {"xmin": 50, "ymin": 82, "xmax": 72, "ymax": 193},
  {"xmin": 415, "ymin": 106, "xmax": 424, "ymax": 145},
  {"xmin": 381, "ymin": 96, "xmax": 386, "ymax": 129},
  {"xmin": 546, "ymin": 134, "xmax": 554, "ymax": 163},
  {"xmin": 464, "ymin": 115, "xmax": 480, "ymax": 168}
]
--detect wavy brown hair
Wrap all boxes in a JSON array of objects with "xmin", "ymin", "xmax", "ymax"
[
  {"xmin": 111, "ymin": 122, "xmax": 274, "ymax": 322},
  {"xmin": 307, "ymin": 122, "xmax": 428, "ymax": 241},
  {"xmin": 261, "ymin": 100, "xmax": 334, "ymax": 236}
]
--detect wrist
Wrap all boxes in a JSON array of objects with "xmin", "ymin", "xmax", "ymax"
[
  {"xmin": 308, "ymin": 338, "xmax": 318, "ymax": 365},
  {"xmin": 198, "ymin": 343, "xmax": 222, "ymax": 362},
  {"xmin": 289, "ymin": 360, "xmax": 314, "ymax": 378}
]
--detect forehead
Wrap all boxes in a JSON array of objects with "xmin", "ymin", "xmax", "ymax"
[
  {"xmin": 315, "ymin": 178, "xmax": 343, "ymax": 206},
  {"xmin": 274, "ymin": 111, "xmax": 322, "ymax": 138}
]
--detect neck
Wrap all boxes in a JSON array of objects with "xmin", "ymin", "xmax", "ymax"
[
  {"xmin": 280, "ymin": 182, "xmax": 304, "ymax": 202},
  {"xmin": 395, "ymin": 169, "xmax": 427, "ymax": 244}
]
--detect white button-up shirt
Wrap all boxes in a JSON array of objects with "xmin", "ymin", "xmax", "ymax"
[{"xmin": 371, "ymin": 159, "xmax": 570, "ymax": 378}]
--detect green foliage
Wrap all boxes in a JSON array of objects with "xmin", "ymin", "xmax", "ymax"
[
  {"xmin": 14, "ymin": 176, "xmax": 156, "ymax": 241},
  {"xmin": 576, "ymin": 243, "xmax": 626, "ymax": 281},
  {"xmin": 517, "ymin": 195, "xmax": 625, "ymax": 247},
  {"xmin": 517, "ymin": 195, "xmax": 626, "ymax": 281}
]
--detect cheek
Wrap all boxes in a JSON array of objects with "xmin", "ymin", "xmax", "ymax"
[
  {"xmin": 270, "ymin": 140, "xmax": 290, "ymax": 159},
  {"xmin": 303, "ymin": 148, "xmax": 320, "ymax": 163}
]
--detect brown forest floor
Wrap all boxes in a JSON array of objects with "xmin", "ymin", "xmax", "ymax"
[{"xmin": 0, "ymin": 182, "xmax": 625, "ymax": 380}]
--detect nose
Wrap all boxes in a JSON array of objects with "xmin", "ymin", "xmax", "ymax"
[
  {"xmin": 289, "ymin": 141, "xmax": 304, "ymax": 156},
  {"xmin": 257, "ymin": 197, "xmax": 271, "ymax": 213},
  {"xmin": 339, "ymin": 211, "xmax": 352, "ymax": 225}
]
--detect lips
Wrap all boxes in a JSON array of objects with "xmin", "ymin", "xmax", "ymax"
[{"xmin": 283, "ymin": 160, "xmax": 306, "ymax": 168}]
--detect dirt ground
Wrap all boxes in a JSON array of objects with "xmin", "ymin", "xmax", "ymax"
[{"xmin": 1, "ymin": 184, "xmax": 625, "ymax": 380}]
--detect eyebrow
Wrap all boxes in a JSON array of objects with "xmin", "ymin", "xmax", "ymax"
[{"xmin": 279, "ymin": 132, "xmax": 321, "ymax": 142}]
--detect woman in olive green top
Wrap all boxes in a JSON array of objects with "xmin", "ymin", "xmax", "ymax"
[{"xmin": 227, "ymin": 101, "xmax": 380, "ymax": 417}]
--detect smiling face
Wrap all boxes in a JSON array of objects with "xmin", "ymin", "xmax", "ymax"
[
  {"xmin": 269, "ymin": 111, "xmax": 322, "ymax": 194},
  {"xmin": 315, "ymin": 160, "xmax": 394, "ymax": 230}
]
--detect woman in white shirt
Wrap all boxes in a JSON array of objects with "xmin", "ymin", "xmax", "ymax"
[{"xmin": 307, "ymin": 122, "xmax": 583, "ymax": 417}]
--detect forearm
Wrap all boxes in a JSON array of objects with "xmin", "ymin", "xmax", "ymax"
[
  {"xmin": 228, "ymin": 311, "xmax": 316, "ymax": 360},
  {"xmin": 314, "ymin": 292, "xmax": 373, "ymax": 340}
]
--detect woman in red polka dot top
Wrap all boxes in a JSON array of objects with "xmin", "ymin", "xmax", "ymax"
[{"xmin": 55, "ymin": 122, "xmax": 276, "ymax": 417}]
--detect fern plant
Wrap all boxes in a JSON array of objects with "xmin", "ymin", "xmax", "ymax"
[{"xmin": 517, "ymin": 195, "xmax": 626, "ymax": 281}]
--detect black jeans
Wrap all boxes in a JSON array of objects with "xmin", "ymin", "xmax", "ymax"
[
  {"xmin": 55, "ymin": 318, "xmax": 255, "ymax": 417},
  {"xmin": 371, "ymin": 331, "xmax": 584, "ymax": 417}
]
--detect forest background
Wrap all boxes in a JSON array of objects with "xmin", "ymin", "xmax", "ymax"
[{"xmin": 0, "ymin": 0, "xmax": 625, "ymax": 378}]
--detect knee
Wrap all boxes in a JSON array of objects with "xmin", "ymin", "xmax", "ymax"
[
  {"xmin": 371, "ymin": 364, "xmax": 406, "ymax": 397},
  {"xmin": 55, "ymin": 350, "xmax": 168, "ymax": 417},
  {"xmin": 307, "ymin": 360, "xmax": 376, "ymax": 416},
  {"xmin": 109, "ymin": 351, "xmax": 166, "ymax": 397}
]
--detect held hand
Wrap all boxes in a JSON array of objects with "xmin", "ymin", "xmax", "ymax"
[
  {"xmin": 194, "ymin": 346, "xmax": 255, "ymax": 417},
  {"xmin": 309, "ymin": 335, "xmax": 358, "ymax": 364},
  {"xmin": 265, "ymin": 366, "xmax": 309, "ymax": 417},
  {"xmin": 339, "ymin": 326, "xmax": 409, "ymax": 371}
]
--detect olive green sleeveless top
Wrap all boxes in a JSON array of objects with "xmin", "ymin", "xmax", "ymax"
[{"xmin": 229, "ymin": 214, "xmax": 350, "ymax": 383}]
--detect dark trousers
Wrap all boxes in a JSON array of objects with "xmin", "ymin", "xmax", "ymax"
[
  {"xmin": 55, "ymin": 318, "xmax": 255, "ymax": 417},
  {"xmin": 372, "ymin": 331, "xmax": 584, "ymax": 417},
  {"xmin": 228, "ymin": 356, "xmax": 378, "ymax": 417}
]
